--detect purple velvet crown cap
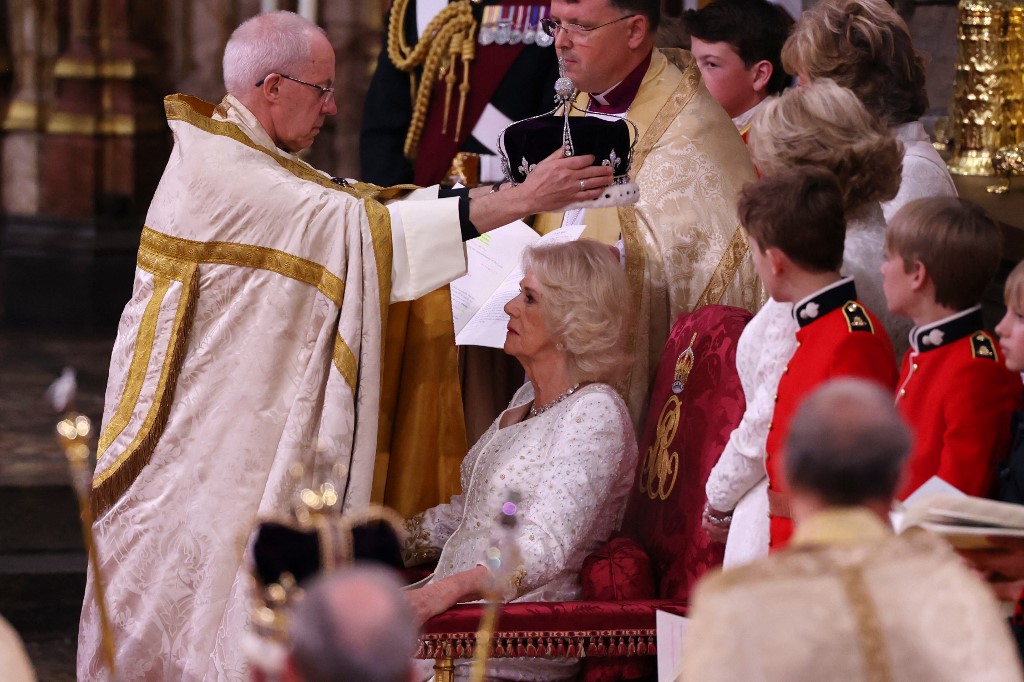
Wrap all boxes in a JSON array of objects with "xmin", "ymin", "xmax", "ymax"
[{"xmin": 500, "ymin": 115, "xmax": 633, "ymax": 185}]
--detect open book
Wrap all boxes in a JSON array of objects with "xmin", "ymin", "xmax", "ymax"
[
  {"xmin": 450, "ymin": 222, "xmax": 586, "ymax": 348},
  {"xmin": 901, "ymin": 490, "xmax": 1024, "ymax": 550}
]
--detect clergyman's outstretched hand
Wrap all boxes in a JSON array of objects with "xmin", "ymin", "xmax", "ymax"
[{"xmin": 517, "ymin": 149, "xmax": 614, "ymax": 214}]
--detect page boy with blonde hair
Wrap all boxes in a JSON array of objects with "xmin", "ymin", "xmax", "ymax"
[
  {"xmin": 996, "ymin": 260, "xmax": 1024, "ymax": 504},
  {"xmin": 882, "ymin": 196, "xmax": 1021, "ymax": 500}
]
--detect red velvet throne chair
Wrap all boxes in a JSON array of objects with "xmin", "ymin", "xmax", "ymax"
[{"xmin": 416, "ymin": 304, "xmax": 752, "ymax": 681}]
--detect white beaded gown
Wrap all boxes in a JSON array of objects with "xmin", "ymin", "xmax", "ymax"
[{"xmin": 406, "ymin": 382, "xmax": 638, "ymax": 681}]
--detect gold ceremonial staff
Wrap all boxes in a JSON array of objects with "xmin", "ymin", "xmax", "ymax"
[
  {"xmin": 468, "ymin": 492, "xmax": 525, "ymax": 682},
  {"xmin": 51, "ymin": 370, "xmax": 117, "ymax": 677}
]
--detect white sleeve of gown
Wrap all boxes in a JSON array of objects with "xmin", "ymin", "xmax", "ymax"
[
  {"xmin": 881, "ymin": 145, "xmax": 958, "ymax": 224},
  {"xmin": 387, "ymin": 186, "xmax": 467, "ymax": 303},
  {"xmin": 404, "ymin": 493, "xmax": 467, "ymax": 566},
  {"xmin": 705, "ymin": 300, "xmax": 797, "ymax": 512},
  {"xmin": 510, "ymin": 390, "xmax": 637, "ymax": 597}
]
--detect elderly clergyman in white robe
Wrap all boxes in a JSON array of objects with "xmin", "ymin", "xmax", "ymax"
[{"xmin": 77, "ymin": 11, "xmax": 612, "ymax": 681}]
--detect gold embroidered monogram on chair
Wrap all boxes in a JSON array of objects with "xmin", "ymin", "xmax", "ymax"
[
  {"xmin": 639, "ymin": 395, "xmax": 680, "ymax": 501},
  {"xmin": 639, "ymin": 332, "xmax": 700, "ymax": 500}
]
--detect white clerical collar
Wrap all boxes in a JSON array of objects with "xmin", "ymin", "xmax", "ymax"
[
  {"xmin": 590, "ymin": 82, "xmax": 622, "ymax": 107},
  {"xmin": 731, "ymin": 96, "xmax": 772, "ymax": 131},
  {"xmin": 217, "ymin": 95, "xmax": 319, "ymax": 171}
]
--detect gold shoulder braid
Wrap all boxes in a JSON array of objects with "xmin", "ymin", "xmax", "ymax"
[
  {"xmin": 387, "ymin": 0, "xmax": 478, "ymax": 160},
  {"xmin": 842, "ymin": 301, "xmax": 875, "ymax": 334},
  {"xmin": 971, "ymin": 331, "xmax": 997, "ymax": 360}
]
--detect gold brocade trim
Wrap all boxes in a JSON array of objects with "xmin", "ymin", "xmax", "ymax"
[
  {"xmin": 141, "ymin": 228, "xmax": 363, "ymax": 388},
  {"xmin": 638, "ymin": 395, "xmax": 681, "ymax": 501},
  {"xmin": 416, "ymin": 630, "xmax": 659, "ymax": 660},
  {"xmin": 140, "ymin": 227, "xmax": 346, "ymax": 307},
  {"xmin": 618, "ymin": 53, "xmax": 701, "ymax": 402},
  {"xmin": 163, "ymin": 94, "xmax": 402, "ymax": 333},
  {"xmin": 96, "ymin": 276, "xmax": 171, "ymax": 456},
  {"xmin": 630, "ymin": 54, "xmax": 700, "ymax": 174},
  {"xmin": 91, "ymin": 258, "xmax": 200, "ymax": 517},
  {"xmin": 136, "ymin": 242, "xmax": 203, "ymax": 282},
  {"xmin": 618, "ymin": 204, "xmax": 646, "ymax": 404},
  {"xmin": 692, "ymin": 226, "xmax": 750, "ymax": 310},
  {"xmin": 363, "ymin": 198, "xmax": 394, "ymax": 336},
  {"xmin": 403, "ymin": 513, "xmax": 442, "ymax": 566},
  {"xmin": 332, "ymin": 334, "xmax": 359, "ymax": 394},
  {"xmin": 839, "ymin": 566, "xmax": 894, "ymax": 682},
  {"xmin": 163, "ymin": 95, "xmax": 414, "ymax": 202}
]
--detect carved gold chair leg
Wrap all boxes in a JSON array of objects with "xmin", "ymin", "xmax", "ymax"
[{"xmin": 433, "ymin": 655, "xmax": 455, "ymax": 682}]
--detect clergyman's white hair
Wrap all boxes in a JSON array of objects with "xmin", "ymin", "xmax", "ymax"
[{"xmin": 222, "ymin": 11, "xmax": 326, "ymax": 95}]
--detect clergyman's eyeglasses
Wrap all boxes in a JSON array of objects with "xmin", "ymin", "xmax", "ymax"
[
  {"xmin": 255, "ymin": 73, "xmax": 335, "ymax": 100},
  {"xmin": 539, "ymin": 14, "xmax": 637, "ymax": 40}
]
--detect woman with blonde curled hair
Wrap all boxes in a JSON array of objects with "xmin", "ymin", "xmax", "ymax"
[
  {"xmin": 702, "ymin": 82, "xmax": 904, "ymax": 571},
  {"xmin": 521, "ymin": 240, "xmax": 630, "ymax": 383},
  {"xmin": 403, "ymin": 239, "xmax": 637, "ymax": 681},
  {"xmin": 749, "ymin": 78, "xmax": 910, "ymax": 356},
  {"xmin": 781, "ymin": 0, "xmax": 956, "ymax": 222}
]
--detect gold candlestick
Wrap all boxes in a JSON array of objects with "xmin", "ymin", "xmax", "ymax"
[
  {"xmin": 1004, "ymin": 3, "xmax": 1024, "ymax": 146},
  {"xmin": 56, "ymin": 413, "xmax": 117, "ymax": 678},
  {"xmin": 989, "ymin": 141, "xmax": 1024, "ymax": 191},
  {"xmin": 949, "ymin": 0, "xmax": 1010, "ymax": 176}
]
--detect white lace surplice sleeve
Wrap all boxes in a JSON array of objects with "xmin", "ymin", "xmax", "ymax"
[
  {"xmin": 705, "ymin": 299, "xmax": 797, "ymax": 512},
  {"xmin": 511, "ymin": 388, "xmax": 637, "ymax": 597}
]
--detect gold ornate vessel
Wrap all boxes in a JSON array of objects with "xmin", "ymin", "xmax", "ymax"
[{"xmin": 948, "ymin": 0, "xmax": 1013, "ymax": 175}]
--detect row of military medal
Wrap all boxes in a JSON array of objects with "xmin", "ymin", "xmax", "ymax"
[{"xmin": 479, "ymin": 4, "xmax": 554, "ymax": 47}]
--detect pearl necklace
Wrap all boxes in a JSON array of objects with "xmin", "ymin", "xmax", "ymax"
[{"xmin": 528, "ymin": 383, "xmax": 582, "ymax": 417}]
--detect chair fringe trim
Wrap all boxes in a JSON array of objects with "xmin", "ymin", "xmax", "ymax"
[{"xmin": 415, "ymin": 629, "xmax": 658, "ymax": 660}]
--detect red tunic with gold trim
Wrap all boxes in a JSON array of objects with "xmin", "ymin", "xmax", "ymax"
[
  {"xmin": 896, "ymin": 306, "xmax": 1022, "ymax": 499},
  {"xmin": 766, "ymin": 278, "xmax": 898, "ymax": 549}
]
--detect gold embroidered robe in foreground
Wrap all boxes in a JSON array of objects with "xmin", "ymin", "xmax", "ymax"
[
  {"xmin": 537, "ymin": 49, "xmax": 763, "ymax": 427},
  {"xmin": 77, "ymin": 94, "xmax": 468, "ymax": 681},
  {"xmin": 682, "ymin": 509, "xmax": 1024, "ymax": 682}
]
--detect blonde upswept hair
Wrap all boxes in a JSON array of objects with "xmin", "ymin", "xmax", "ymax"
[
  {"xmin": 748, "ymin": 79, "xmax": 902, "ymax": 213},
  {"xmin": 781, "ymin": 0, "xmax": 927, "ymax": 126},
  {"xmin": 521, "ymin": 239, "xmax": 630, "ymax": 384}
]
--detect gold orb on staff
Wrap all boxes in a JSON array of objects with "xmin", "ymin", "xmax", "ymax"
[{"xmin": 50, "ymin": 369, "xmax": 117, "ymax": 678}]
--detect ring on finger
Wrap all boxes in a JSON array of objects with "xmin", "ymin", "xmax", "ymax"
[{"xmin": 579, "ymin": 179, "xmax": 586, "ymax": 191}]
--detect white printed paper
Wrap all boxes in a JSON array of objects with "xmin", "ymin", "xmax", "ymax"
[
  {"xmin": 450, "ymin": 223, "xmax": 586, "ymax": 347},
  {"xmin": 656, "ymin": 609, "xmax": 689, "ymax": 682}
]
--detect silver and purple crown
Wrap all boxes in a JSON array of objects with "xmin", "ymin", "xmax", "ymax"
[{"xmin": 497, "ymin": 72, "xmax": 640, "ymax": 210}]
